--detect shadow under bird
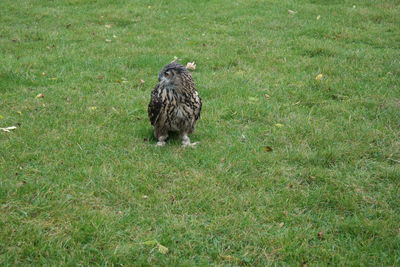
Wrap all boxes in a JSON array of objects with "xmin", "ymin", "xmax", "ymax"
[{"xmin": 148, "ymin": 62, "xmax": 202, "ymax": 146}]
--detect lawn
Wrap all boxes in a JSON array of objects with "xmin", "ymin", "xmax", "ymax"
[{"xmin": 1, "ymin": 0, "xmax": 399, "ymax": 265}]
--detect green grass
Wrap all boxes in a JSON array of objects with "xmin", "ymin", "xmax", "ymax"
[{"xmin": 1, "ymin": 0, "xmax": 399, "ymax": 265}]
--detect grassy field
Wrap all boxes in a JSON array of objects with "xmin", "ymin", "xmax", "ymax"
[{"xmin": 1, "ymin": 0, "xmax": 399, "ymax": 265}]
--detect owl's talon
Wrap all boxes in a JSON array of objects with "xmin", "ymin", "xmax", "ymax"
[{"xmin": 182, "ymin": 141, "xmax": 199, "ymax": 147}]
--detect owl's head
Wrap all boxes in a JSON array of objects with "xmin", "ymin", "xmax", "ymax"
[{"xmin": 158, "ymin": 62, "xmax": 189, "ymax": 88}]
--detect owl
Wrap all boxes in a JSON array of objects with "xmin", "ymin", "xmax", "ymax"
[{"xmin": 148, "ymin": 62, "xmax": 202, "ymax": 146}]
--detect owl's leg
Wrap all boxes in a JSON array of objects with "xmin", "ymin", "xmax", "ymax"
[
  {"xmin": 155, "ymin": 128, "xmax": 168, "ymax": 146},
  {"xmin": 181, "ymin": 133, "xmax": 198, "ymax": 147},
  {"xmin": 156, "ymin": 134, "xmax": 168, "ymax": 146}
]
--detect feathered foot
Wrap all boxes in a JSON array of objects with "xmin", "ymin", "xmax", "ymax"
[
  {"xmin": 156, "ymin": 135, "xmax": 168, "ymax": 146},
  {"xmin": 181, "ymin": 134, "xmax": 198, "ymax": 147}
]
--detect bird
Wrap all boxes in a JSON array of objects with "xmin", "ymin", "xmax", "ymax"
[{"xmin": 148, "ymin": 62, "xmax": 202, "ymax": 146}]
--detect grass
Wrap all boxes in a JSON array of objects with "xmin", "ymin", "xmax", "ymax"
[{"xmin": 0, "ymin": 0, "xmax": 399, "ymax": 265}]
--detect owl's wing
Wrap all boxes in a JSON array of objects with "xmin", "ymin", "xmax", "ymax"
[
  {"xmin": 193, "ymin": 92, "xmax": 202, "ymax": 121},
  {"xmin": 148, "ymin": 84, "xmax": 162, "ymax": 126}
]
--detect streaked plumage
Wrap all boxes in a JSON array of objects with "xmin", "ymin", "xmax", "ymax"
[{"xmin": 148, "ymin": 62, "xmax": 202, "ymax": 146}]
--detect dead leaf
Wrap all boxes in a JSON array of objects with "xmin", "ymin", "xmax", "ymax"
[
  {"xmin": 315, "ymin": 73, "xmax": 323, "ymax": 80},
  {"xmin": 302, "ymin": 262, "xmax": 308, "ymax": 267},
  {"xmin": 274, "ymin": 123, "xmax": 284, "ymax": 128},
  {"xmin": 317, "ymin": 15, "xmax": 321, "ymax": 20},
  {"xmin": 1, "ymin": 126, "xmax": 17, "ymax": 132},
  {"xmin": 97, "ymin": 75, "xmax": 104, "ymax": 80},
  {"xmin": 142, "ymin": 195, "xmax": 148, "ymax": 199},
  {"xmin": 318, "ymin": 231, "xmax": 324, "ymax": 240},
  {"xmin": 140, "ymin": 79, "xmax": 145, "ymax": 84},
  {"xmin": 264, "ymin": 94, "xmax": 270, "ymax": 99},
  {"xmin": 288, "ymin": 10, "xmax": 297, "ymax": 15},
  {"xmin": 88, "ymin": 106, "xmax": 97, "ymax": 111},
  {"xmin": 157, "ymin": 243, "xmax": 169, "ymax": 254},
  {"xmin": 36, "ymin": 93, "xmax": 45, "ymax": 98},
  {"xmin": 105, "ymin": 39, "xmax": 112, "ymax": 43},
  {"xmin": 186, "ymin": 62, "xmax": 196, "ymax": 70},
  {"xmin": 264, "ymin": 146, "xmax": 273, "ymax": 152},
  {"xmin": 105, "ymin": 24, "xmax": 112, "ymax": 28},
  {"xmin": 278, "ymin": 222, "xmax": 284, "ymax": 227}
]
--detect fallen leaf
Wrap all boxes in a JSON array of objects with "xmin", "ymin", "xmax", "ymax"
[
  {"xmin": 315, "ymin": 73, "xmax": 323, "ymax": 80},
  {"xmin": 41, "ymin": 72, "xmax": 46, "ymax": 76},
  {"xmin": 186, "ymin": 62, "xmax": 196, "ymax": 70},
  {"xmin": 97, "ymin": 75, "xmax": 104, "ymax": 80},
  {"xmin": 105, "ymin": 24, "xmax": 112, "ymax": 28},
  {"xmin": 352, "ymin": 5, "xmax": 356, "ymax": 8},
  {"xmin": 140, "ymin": 79, "xmax": 145, "ymax": 84},
  {"xmin": 317, "ymin": 15, "xmax": 321, "ymax": 20},
  {"xmin": 288, "ymin": 9, "xmax": 297, "ymax": 15},
  {"xmin": 1, "ymin": 126, "xmax": 17, "ymax": 133},
  {"xmin": 142, "ymin": 195, "xmax": 148, "ymax": 199},
  {"xmin": 302, "ymin": 262, "xmax": 308, "ymax": 267},
  {"xmin": 278, "ymin": 222, "xmax": 284, "ymax": 227},
  {"xmin": 88, "ymin": 106, "xmax": 97, "ymax": 111},
  {"xmin": 113, "ymin": 34, "xmax": 117, "ymax": 38},
  {"xmin": 264, "ymin": 146, "xmax": 273, "ymax": 152},
  {"xmin": 105, "ymin": 39, "xmax": 112, "ymax": 43},
  {"xmin": 36, "ymin": 93, "xmax": 45, "ymax": 98},
  {"xmin": 274, "ymin": 123, "xmax": 284, "ymax": 128},
  {"xmin": 157, "ymin": 243, "xmax": 169, "ymax": 254},
  {"xmin": 318, "ymin": 231, "xmax": 324, "ymax": 240},
  {"xmin": 264, "ymin": 94, "xmax": 270, "ymax": 99}
]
